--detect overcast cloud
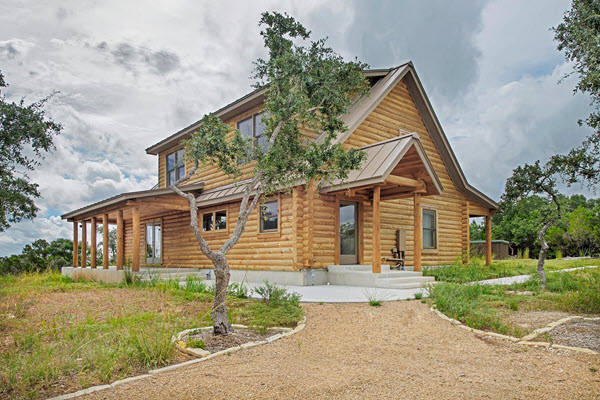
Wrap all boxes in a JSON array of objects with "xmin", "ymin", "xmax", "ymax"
[{"xmin": 0, "ymin": 0, "xmax": 594, "ymax": 255}]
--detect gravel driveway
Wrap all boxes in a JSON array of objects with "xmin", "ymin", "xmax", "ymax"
[{"xmin": 84, "ymin": 302, "xmax": 599, "ymax": 399}]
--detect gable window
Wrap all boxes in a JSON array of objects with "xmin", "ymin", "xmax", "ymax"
[
  {"xmin": 259, "ymin": 200, "xmax": 278, "ymax": 233},
  {"xmin": 202, "ymin": 210, "xmax": 227, "ymax": 232},
  {"xmin": 166, "ymin": 149, "xmax": 185, "ymax": 186},
  {"xmin": 145, "ymin": 222, "xmax": 161, "ymax": 264},
  {"xmin": 422, "ymin": 209, "xmax": 437, "ymax": 249},
  {"xmin": 238, "ymin": 112, "xmax": 267, "ymax": 149}
]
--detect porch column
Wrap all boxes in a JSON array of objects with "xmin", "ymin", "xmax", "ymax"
[
  {"xmin": 72, "ymin": 221, "xmax": 78, "ymax": 267},
  {"xmin": 116, "ymin": 210, "xmax": 124, "ymax": 270},
  {"xmin": 413, "ymin": 192, "xmax": 422, "ymax": 272},
  {"xmin": 90, "ymin": 217, "xmax": 97, "ymax": 268},
  {"xmin": 485, "ymin": 215, "xmax": 492, "ymax": 266},
  {"xmin": 102, "ymin": 213, "xmax": 109, "ymax": 269},
  {"xmin": 372, "ymin": 185, "xmax": 381, "ymax": 273},
  {"xmin": 81, "ymin": 221, "xmax": 87, "ymax": 268},
  {"xmin": 132, "ymin": 206, "xmax": 140, "ymax": 271}
]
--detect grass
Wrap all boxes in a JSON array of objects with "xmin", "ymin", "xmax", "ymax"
[
  {"xmin": 423, "ymin": 258, "xmax": 598, "ymax": 284},
  {"xmin": 427, "ymin": 267, "xmax": 600, "ymax": 337},
  {"xmin": 361, "ymin": 287, "xmax": 390, "ymax": 307},
  {"xmin": 0, "ymin": 271, "xmax": 303, "ymax": 399}
]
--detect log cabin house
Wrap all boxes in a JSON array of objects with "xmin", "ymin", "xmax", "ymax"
[{"xmin": 61, "ymin": 62, "xmax": 498, "ymax": 286}]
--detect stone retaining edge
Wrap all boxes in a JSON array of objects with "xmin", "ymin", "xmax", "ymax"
[
  {"xmin": 47, "ymin": 316, "xmax": 307, "ymax": 400},
  {"xmin": 429, "ymin": 307, "xmax": 598, "ymax": 356}
]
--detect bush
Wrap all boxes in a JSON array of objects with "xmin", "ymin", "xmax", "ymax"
[{"xmin": 254, "ymin": 281, "xmax": 300, "ymax": 307}]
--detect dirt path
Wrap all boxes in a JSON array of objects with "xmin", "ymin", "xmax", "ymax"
[{"xmin": 85, "ymin": 302, "xmax": 600, "ymax": 400}]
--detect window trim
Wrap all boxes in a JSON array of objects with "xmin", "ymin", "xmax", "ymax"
[
  {"xmin": 259, "ymin": 197, "xmax": 279, "ymax": 234},
  {"xmin": 201, "ymin": 209, "xmax": 228, "ymax": 234},
  {"xmin": 166, "ymin": 148, "xmax": 185, "ymax": 187},
  {"xmin": 145, "ymin": 220, "xmax": 162, "ymax": 265},
  {"xmin": 237, "ymin": 112, "xmax": 266, "ymax": 143},
  {"xmin": 422, "ymin": 208, "xmax": 438, "ymax": 250}
]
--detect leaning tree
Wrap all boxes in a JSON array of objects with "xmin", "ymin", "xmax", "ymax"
[
  {"xmin": 502, "ymin": 161, "xmax": 563, "ymax": 286},
  {"xmin": 170, "ymin": 12, "xmax": 369, "ymax": 334}
]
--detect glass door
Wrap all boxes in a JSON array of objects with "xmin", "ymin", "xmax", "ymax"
[
  {"xmin": 339, "ymin": 201, "xmax": 358, "ymax": 264},
  {"xmin": 145, "ymin": 222, "xmax": 161, "ymax": 265}
]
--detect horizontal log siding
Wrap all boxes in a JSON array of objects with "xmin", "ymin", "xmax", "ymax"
[
  {"xmin": 344, "ymin": 79, "xmax": 473, "ymax": 265},
  {"xmin": 139, "ymin": 194, "xmax": 298, "ymax": 271},
  {"xmin": 157, "ymin": 106, "xmax": 319, "ymax": 190}
]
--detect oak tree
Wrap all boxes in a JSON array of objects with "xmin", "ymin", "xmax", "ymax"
[{"xmin": 170, "ymin": 12, "xmax": 368, "ymax": 334}]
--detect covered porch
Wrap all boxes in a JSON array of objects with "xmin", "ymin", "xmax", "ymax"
[{"xmin": 62, "ymin": 183, "xmax": 203, "ymax": 272}]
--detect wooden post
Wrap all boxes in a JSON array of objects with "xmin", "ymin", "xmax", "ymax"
[
  {"xmin": 72, "ymin": 222, "xmax": 78, "ymax": 267},
  {"xmin": 464, "ymin": 202, "xmax": 470, "ymax": 265},
  {"xmin": 485, "ymin": 215, "xmax": 492, "ymax": 266},
  {"xmin": 305, "ymin": 181, "xmax": 315, "ymax": 267},
  {"xmin": 116, "ymin": 210, "xmax": 124, "ymax": 270},
  {"xmin": 413, "ymin": 192, "xmax": 422, "ymax": 272},
  {"xmin": 81, "ymin": 221, "xmax": 87, "ymax": 268},
  {"xmin": 90, "ymin": 217, "xmax": 97, "ymax": 268},
  {"xmin": 102, "ymin": 214, "xmax": 109, "ymax": 269},
  {"xmin": 372, "ymin": 185, "xmax": 381, "ymax": 273},
  {"xmin": 132, "ymin": 206, "xmax": 140, "ymax": 271}
]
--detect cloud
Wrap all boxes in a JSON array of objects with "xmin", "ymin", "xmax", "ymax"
[
  {"xmin": 107, "ymin": 42, "xmax": 181, "ymax": 75},
  {"xmin": 0, "ymin": 39, "xmax": 36, "ymax": 60}
]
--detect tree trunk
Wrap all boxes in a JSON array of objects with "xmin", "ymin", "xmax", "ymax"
[
  {"xmin": 536, "ymin": 221, "xmax": 552, "ymax": 287},
  {"xmin": 211, "ymin": 254, "xmax": 233, "ymax": 335}
]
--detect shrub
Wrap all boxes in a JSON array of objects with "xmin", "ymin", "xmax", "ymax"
[{"xmin": 254, "ymin": 282, "xmax": 300, "ymax": 307}]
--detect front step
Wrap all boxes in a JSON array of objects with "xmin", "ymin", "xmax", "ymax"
[{"xmin": 327, "ymin": 265, "xmax": 436, "ymax": 289}]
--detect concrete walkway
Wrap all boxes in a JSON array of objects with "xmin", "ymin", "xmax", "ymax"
[
  {"xmin": 244, "ymin": 282, "xmax": 428, "ymax": 303},
  {"xmin": 474, "ymin": 265, "xmax": 598, "ymax": 286}
]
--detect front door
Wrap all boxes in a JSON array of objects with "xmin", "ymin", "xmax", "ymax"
[{"xmin": 339, "ymin": 201, "xmax": 358, "ymax": 264}]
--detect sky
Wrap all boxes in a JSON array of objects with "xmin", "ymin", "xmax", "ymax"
[{"xmin": 0, "ymin": 0, "xmax": 594, "ymax": 256}]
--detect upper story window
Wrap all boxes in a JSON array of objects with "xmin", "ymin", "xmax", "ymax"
[
  {"xmin": 238, "ymin": 112, "xmax": 267, "ymax": 149},
  {"xmin": 423, "ymin": 209, "xmax": 437, "ymax": 249},
  {"xmin": 166, "ymin": 149, "xmax": 185, "ymax": 186},
  {"xmin": 259, "ymin": 200, "xmax": 278, "ymax": 233}
]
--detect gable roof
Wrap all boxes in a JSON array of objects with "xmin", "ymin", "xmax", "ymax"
[
  {"xmin": 320, "ymin": 133, "xmax": 442, "ymax": 194},
  {"xmin": 146, "ymin": 62, "xmax": 497, "ymax": 210}
]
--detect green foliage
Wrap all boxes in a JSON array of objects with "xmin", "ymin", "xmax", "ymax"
[
  {"xmin": 0, "ymin": 238, "xmax": 73, "ymax": 275},
  {"xmin": 186, "ymin": 339, "xmax": 205, "ymax": 349},
  {"xmin": 0, "ymin": 70, "xmax": 62, "ymax": 231},
  {"xmin": 254, "ymin": 281, "xmax": 300, "ymax": 307},
  {"xmin": 469, "ymin": 220, "xmax": 485, "ymax": 241},
  {"xmin": 414, "ymin": 292, "xmax": 423, "ymax": 300},
  {"xmin": 183, "ymin": 12, "xmax": 369, "ymax": 195},
  {"xmin": 428, "ymin": 283, "xmax": 522, "ymax": 336},
  {"xmin": 424, "ymin": 258, "xmax": 598, "ymax": 283}
]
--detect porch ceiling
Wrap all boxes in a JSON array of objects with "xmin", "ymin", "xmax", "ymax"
[{"xmin": 320, "ymin": 133, "xmax": 443, "ymax": 198}]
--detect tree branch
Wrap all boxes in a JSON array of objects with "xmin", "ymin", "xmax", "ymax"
[{"xmin": 169, "ymin": 165, "xmax": 218, "ymax": 261}]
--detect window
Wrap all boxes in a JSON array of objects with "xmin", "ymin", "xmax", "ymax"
[
  {"xmin": 423, "ymin": 209, "xmax": 437, "ymax": 249},
  {"xmin": 238, "ymin": 112, "xmax": 267, "ymax": 150},
  {"xmin": 166, "ymin": 149, "xmax": 185, "ymax": 186},
  {"xmin": 145, "ymin": 222, "xmax": 161, "ymax": 264},
  {"xmin": 202, "ymin": 210, "xmax": 227, "ymax": 232},
  {"xmin": 259, "ymin": 200, "xmax": 278, "ymax": 233}
]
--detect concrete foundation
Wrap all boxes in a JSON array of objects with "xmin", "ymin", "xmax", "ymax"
[{"xmin": 62, "ymin": 264, "xmax": 432, "ymax": 289}]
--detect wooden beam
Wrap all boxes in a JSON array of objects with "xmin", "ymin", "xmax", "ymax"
[
  {"xmin": 357, "ymin": 201, "xmax": 364, "ymax": 264},
  {"xmin": 485, "ymin": 215, "xmax": 492, "ymax": 266},
  {"xmin": 102, "ymin": 214, "xmax": 109, "ymax": 269},
  {"xmin": 291, "ymin": 187, "xmax": 299, "ymax": 270},
  {"xmin": 126, "ymin": 199, "xmax": 189, "ymax": 211},
  {"xmin": 464, "ymin": 202, "xmax": 470, "ymax": 265},
  {"xmin": 81, "ymin": 221, "xmax": 87, "ymax": 268},
  {"xmin": 132, "ymin": 206, "xmax": 140, "ymax": 271},
  {"xmin": 73, "ymin": 222, "xmax": 78, "ymax": 267},
  {"xmin": 414, "ymin": 192, "xmax": 422, "ymax": 272},
  {"xmin": 90, "ymin": 217, "xmax": 97, "ymax": 269},
  {"xmin": 117, "ymin": 210, "xmax": 124, "ymax": 270},
  {"xmin": 385, "ymin": 175, "xmax": 419, "ymax": 187},
  {"xmin": 372, "ymin": 185, "xmax": 381, "ymax": 273}
]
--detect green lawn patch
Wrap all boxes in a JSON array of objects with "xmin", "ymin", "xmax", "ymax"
[
  {"xmin": 423, "ymin": 258, "xmax": 598, "ymax": 283},
  {"xmin": 0, "ymin": 271, "xmax": 303, "ymax": 399},
  {"xmin": 428, "ymin": 268, "xmax": 600, "ymax": 337}
]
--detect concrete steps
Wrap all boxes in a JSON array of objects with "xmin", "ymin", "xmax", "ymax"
[{"xmin": 327, "ymin": 265, "xmax": 436, "ymax": 289}]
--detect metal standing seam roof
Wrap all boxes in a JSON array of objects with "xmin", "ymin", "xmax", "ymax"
[{"xmin": 320, "ymin": 133, "xmax": 443, "ymax": 194}]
